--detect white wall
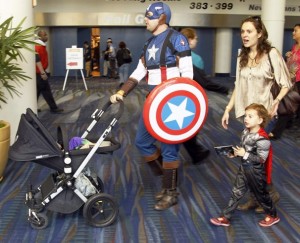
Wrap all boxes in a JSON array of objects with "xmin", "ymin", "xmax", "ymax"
[{"xmin": 0, "ymin": 0, "xmax": 37, "ymax": 144}]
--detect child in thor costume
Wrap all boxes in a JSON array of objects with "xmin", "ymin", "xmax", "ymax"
[{"xmin": 210, "ymin": 103, "xmax": 280, "ymax": 227}]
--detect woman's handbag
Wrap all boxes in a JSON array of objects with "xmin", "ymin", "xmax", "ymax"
[{"xmin": 268, "ymin": 52, "xmax": 300, "ymax": 115}]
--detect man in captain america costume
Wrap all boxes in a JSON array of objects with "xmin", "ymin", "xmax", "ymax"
[{"xmin": 110, "ymin": 2, "xmax": 209, "ymax": 210}]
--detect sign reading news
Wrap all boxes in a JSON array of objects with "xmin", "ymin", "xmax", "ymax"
[{"xmin": 66, "ymin": 47, "xmax": 83, "ymax": 70}]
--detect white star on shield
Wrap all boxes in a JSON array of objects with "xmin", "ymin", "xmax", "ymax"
[
  {"xmin": 163, "ymin": 98, "xmax": 195, "ymax": 129},
  {"xmin": 148, "ymin": 44, "xmax": 159, "ymax": 61}
]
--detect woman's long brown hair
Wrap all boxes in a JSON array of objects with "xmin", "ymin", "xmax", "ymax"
[{"xmin": 239, "ymin": 16, "xmax": 272, "ymax": 68}]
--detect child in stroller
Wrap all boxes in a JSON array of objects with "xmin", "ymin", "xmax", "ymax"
[{"xmin": 9, "ymin": 101, "xmax": 123, "ymax": 229}]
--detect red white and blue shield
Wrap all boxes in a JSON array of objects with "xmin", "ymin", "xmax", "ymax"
[{"xmin": 143, "ymin": 77, "xmax": 208, "ymax": 144}]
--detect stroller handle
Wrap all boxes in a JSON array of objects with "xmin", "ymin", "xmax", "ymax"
[
  {"xmin": 93, "ymin": 100, "xmax": 124, "ymax": 121},
  {"xmin": 109, "ymin": 99, "xmax": 124, "ymax": 120},
  {"xmin": 81, "ymin": 99, "xmax": 124, "ymax": 140},
  {"xmin": 72, "ymin": 100, "xmax": 124, "ymax": 178}
]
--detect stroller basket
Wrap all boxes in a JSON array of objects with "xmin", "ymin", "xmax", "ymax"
[{"xmin": 9, "ymin": 101, "xmax": 124, "ymax": 229}]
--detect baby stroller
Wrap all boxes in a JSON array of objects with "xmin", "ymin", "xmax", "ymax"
[{"xmin": 9, "ymin": 100, "xmax": 124, "ymax": 229}]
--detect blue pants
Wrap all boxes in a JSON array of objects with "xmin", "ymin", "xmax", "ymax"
[
  {"xmin": 118, "ymin": 63, "xmax": 130, "ymax": 83},
  {"xmin": 265, "ymin": 116, "xmax": 278, "ymax": 134},
  {"xmin": 135, "ymin": 110, "xmax": 180, "ymax": 164}
]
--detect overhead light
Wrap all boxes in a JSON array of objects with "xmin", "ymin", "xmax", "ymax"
[{"xmin": 32, "ymin": 0, "xmax": 37, "ymax": 7}]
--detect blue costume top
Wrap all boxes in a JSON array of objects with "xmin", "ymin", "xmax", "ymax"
[
  {"xmin": 143, "ymin": 29, "xmax": 191, "ymax": 67},
  {"xmin": 130, "ymin": 28, "xmax": 193, "ymax": 86}
]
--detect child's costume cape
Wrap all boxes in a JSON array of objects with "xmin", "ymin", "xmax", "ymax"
[{"xmin": 258, "ymin": 128, "xmax": 272, "ymax": 184}]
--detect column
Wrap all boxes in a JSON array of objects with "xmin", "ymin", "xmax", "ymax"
[
  {"xmin": 214, "ymin": 28, "xmax": 232, "ymax": 77},
  {"xmin": 261, "ymin": 0, "xmax": 286, "ymax": 53},
  {"xmin": 0, "ymin": 0, "xmax": 36, "ymax": 143}
]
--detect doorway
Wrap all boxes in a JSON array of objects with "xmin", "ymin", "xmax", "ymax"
[{"xmin": 91, "ymin": 28, "xmax": 100, "ymax": 77}]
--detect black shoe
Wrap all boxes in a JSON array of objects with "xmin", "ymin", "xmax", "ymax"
[
  {"xmin": 50, "ymin": 108, "xmax": 64, "ymax": 113},
  {"xmin": 37, "ymin": 109, "xmax": 42, "ymax": 112}
]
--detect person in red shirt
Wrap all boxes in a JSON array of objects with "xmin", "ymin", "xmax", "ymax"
[
  {"xmin": 269, "ymin": 23, "xmax": 300, "ymax": 138},
  {"xmin": 35, "ymin": 30, "xmax": 63, "ymax": 113}
]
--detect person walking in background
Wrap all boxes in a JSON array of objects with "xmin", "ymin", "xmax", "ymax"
[
  {"xmin": 287, "ymin": 23, "xmax": 300, "ymax": 119},
  {"xmin": 180, "ymin": 27, "xmax": 229, "ymax": 95},
  {"xmin": 211, "ymin": 103, "xmax": 280, "ymax": 227},
  {"xmin": 102, "ymin": 42, "xmax": 110, "ymax": 77},
  {"xmin": 35, "ymin": 30, "xmax": 63, "ymax": 113},
  {"xmin": 83, "ymin": 41, "xmax": 92, "ymax": 78},
  {"xmin": 105, "ymin": 38, "xmax": 117, "ymax": 79},
  {"xmin": 116, "ymin": 41, "xmax": 132, "ymax": 87},
  {"xmin": 175, "ymin": 27, "xmax": 212, "ymax": 164},
  {"xmin": 221, "ymin": 16, "xmax": 293, "ymax": 213},
  {"xmin": 269, "ymin": 23, "xmax": 300, "ymax": 138},
  {"xmin": 93, "ymin": 42, "xmax": 100, "ymax": 71},
  {"xmin": 110, "ymin": 2, "xmax": 193, "ymax": 211},
  {"xmin": 287, "ymin": 24, "xmax": 300, "ymax": 119}
]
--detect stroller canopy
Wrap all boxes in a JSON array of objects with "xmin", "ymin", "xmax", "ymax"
[{"xmin": 9, "ymin": 108, "xmax": 63, "ymax": 162}]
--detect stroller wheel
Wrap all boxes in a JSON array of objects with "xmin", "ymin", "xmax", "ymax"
[
  {"xmin": 83, "ymin": 193, "xmax": 118, "ymax": 227},
  {"xmin": 29, "ymin": 213, "xmax": 48, "ymax": 229}
]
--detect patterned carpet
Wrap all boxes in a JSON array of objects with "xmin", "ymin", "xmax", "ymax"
[{"xmin": 1, "ymin": 76, "xmax": 299, "ymax": 243}]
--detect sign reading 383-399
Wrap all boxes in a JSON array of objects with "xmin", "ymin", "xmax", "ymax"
[
  {"xmin": 190, "ymin": 2, "xmax": 234, "ymax": 10},
  {"xmin": 187, "ymin": 1, "xmax": 300, "ymax": 16}
]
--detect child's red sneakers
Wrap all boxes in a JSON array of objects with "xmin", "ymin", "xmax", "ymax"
[
  {"xmin": 210, "ymin": 216, "xmax": 230, "ymax": 227},
  {"xmin": 259, "ymin": 215, "xmax": 280, "ymax": 227}
]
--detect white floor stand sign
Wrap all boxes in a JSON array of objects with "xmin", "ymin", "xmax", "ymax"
[{"xmin": 63, "ymin": 46, "xmax": 88, "ymax": 91}]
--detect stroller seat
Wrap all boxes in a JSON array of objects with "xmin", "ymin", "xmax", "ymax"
[{"xmin": 9, "ymin": 101, "xmax": 124, "ymax": 229}]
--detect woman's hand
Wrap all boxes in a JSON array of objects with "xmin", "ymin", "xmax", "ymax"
[
  {"xmin": 285, "ymin": 51, "xmax": 292, "ymax": 59},
  {"xmin": 222, "ymin": 89, "xmax": 235, "ymax": 130},
  {"xmin": 221, "ymin": 111, "xmax": 230, "ymax": 129},
  {"xmin": 233, "ymin": 146, "xmax": 245, "ymax": 157},
  {"xmin": 270, "ymin": 99, "xmax": 280, "ymax": 118},
  {"xmin": 270, "ymin": 87, "xmax": 289, "ymax": 117}
]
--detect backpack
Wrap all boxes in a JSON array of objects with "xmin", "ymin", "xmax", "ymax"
[{"xmin": 122, "ymin": 48, "xmax": 132, "ymax": 63}]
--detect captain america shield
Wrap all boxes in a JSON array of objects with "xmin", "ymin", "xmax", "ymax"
[{"xmin": 143, "ymin": 77, "xmax": 208, "ymax": 144}]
